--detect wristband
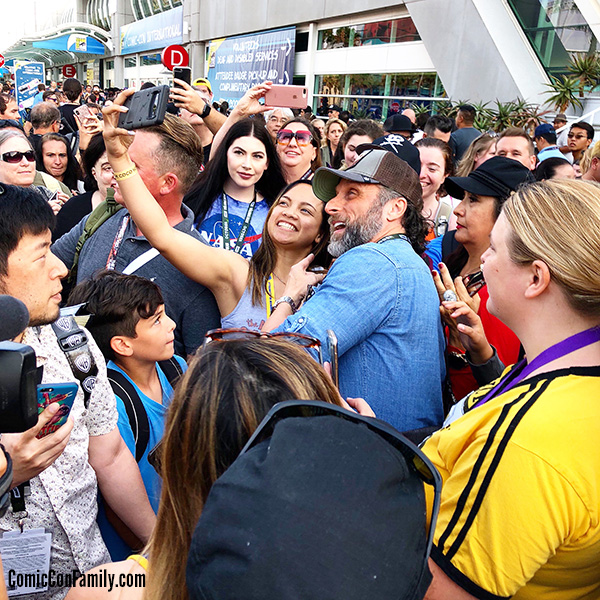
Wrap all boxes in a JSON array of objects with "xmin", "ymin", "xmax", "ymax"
[
  {"xmin": 272, "ymin": 295, "xmax": 298, "ymax": 314},
  {"xmin": 200, "ymin": 100, "xmax": 211, "ymax": 119},
  {"xmin": 113, "ymin": 166, "xmax": 138, "ymax": 181}
]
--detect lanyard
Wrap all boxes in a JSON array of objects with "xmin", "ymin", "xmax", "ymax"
[
  {"xmin": 106, "ymin": 214, "xmax": 131, "ymax": 270},
  {"xmin": 266, "ymin": 274, "xmax": 276, "ymax": 317},
  {"xmin": 221, "ymin": 190, "xmax": 257, "ymax": 254},
  {"xmin": 377, "ymin": 233, "xmax": 409, "ymax": 244},
  {"xmin": 474, "ymin": 325, "xmax": 600, "ymax": 409}
]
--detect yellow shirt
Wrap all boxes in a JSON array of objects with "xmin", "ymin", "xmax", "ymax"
[{"xmin": 422, "ymin": 366, "xmax": 600, "ymax": 600}]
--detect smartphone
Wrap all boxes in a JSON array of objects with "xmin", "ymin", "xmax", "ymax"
[
  {"xmin": 326, "ymin": 329, "xmax": 339, "ymax": 390},
  {"xmin": 173, "ymin": 67, "xmax": 191, "ymax": 88},
  {"xmin": 48, "ymin": 190, "xmax": 59, "ymax": 203},
  {"xmin": 118, "ymin": 85, "xmax": 170, "ymax": 131},
  {"xmin": 307, "ymin": 265, "xmax": 328, "ymax": 274},
  {"xmin": 36, "ymin": 383, "xmax": 78, "ymax": 439},
  {"xmin": 74, "ymin": 104, "xmax": 95, "ymax": 122},
  {"xmin": 264, "ymin": 85, "xmax": 308, "ymax": 109},
  {"xmin": 462, "ymin": 270, "xmax": 485, "ymax": 297}
]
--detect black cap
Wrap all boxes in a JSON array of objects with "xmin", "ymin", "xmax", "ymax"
[
  {"xmin": 384, "ymin": 113, "xmax": 415, "ymax": 133},
  {"xmin": 366, "ymin": 134, "xmax": 421, "ymax": 174},
  {"xmin": 444, "ymin": 156, "xmax": 534, "ymax": 200},
  {"xmin": 328, "ymin": 104, "xmax": 342, "ymax": 112},
  {"xmin": 187, "ymin": 413, "xmax": 432, "ymax": 600}
]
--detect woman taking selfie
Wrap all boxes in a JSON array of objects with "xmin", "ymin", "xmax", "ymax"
[
  {"xmin": 101, "ymin": 90, "xmax": 329, "ymax": 331},
  {"xmin": 183, "ymin": 119, "xmax": 286, "ymax": 258}
]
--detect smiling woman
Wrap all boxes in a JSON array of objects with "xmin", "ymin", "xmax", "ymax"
[
  {"xmin": 184, "ymin": 119, "xmax": 286, "ymax": 259},
  {"xmin": 276, "ymin": 118, "xmax": 322, "ymax": 183}
]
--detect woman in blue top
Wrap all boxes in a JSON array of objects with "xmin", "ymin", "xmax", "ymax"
[{"xmin": 184, "ymin": 119, "xmax": 286, "ymax": 259}]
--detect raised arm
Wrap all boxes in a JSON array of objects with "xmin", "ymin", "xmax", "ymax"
[
  {"xmin": 170, "ymin": 79, "xmax": 227, "ymax": 135},
  {"xmin": 210, "ymin": 82, "xmax": 274, "ymax": 154},
  {"xmin": 101, "ymin": 91, "xmax": 247, "ymax": 312}
]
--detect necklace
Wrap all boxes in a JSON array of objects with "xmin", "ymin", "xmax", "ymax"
[{"xmin": 272, "ymin": 271, "xmax": 288, "ymax": 285}]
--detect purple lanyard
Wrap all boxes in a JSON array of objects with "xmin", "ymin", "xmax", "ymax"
[{"xmin": 474, "ymin": 325, "xmax": 600, "ymax": 409}]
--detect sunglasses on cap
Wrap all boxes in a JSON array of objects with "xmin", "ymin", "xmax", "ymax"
[
  {"xmin": 1, "ymin": 150, "xmax": 36, "ymax": 164},
  {"xmin": 241, "ymin": 399, "xmax": 442, "ymax": 560},
  {"xmin": 276, "ymin": 129, "xmax": 313, "ymax": 147},
  {"xmin": 203, "ymin": 328, "xmax": 323, "ymax": 364}
]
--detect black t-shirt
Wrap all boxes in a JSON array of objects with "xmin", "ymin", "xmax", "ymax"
[
  {"xmin": 59, "ymin": 104, "xmax": 79, "ymax": 135},
  {"xmin": 53, "ymin": 190, "xmax": 94, "ymax": 242}
]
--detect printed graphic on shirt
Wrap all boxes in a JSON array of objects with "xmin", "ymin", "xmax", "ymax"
[{"xmin": 195, "ymin": 195, "xmax": 269, "ymax": 259}]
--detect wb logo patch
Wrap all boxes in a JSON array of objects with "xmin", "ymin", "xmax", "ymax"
[
  {"xmin": 82, "ymin": 376, "xmax": 96, "ymax": 394},
  {"xmin": 55, "ymin": 317, "xmax": 73, "ymax": 332},
  {"xmin": 74, "ymin": 354, "xmax": 92, "ymax": 373}
]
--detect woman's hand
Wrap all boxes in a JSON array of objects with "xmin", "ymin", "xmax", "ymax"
[
  {"xmin": 170, "ymin": 80, "xmax": 208, "ymax": 115},
  {"xmin": 441, "ymin": 300, "xmax": 494, "ymax": 364},
  {"xmin": 231, "ymin": 81, "xmax": 274, "ymax": 119},
  {"xmin": 101, "ymin": 89, "xmax": 136, "ymax": 167},
  {"xmin": 284, "ymin": 254, "xmax": 325, "ymax": 306}
]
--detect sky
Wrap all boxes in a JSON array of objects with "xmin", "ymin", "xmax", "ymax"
[{"xmin": 1, "ymin": 0, "xmax": 73, "ymax": 53}]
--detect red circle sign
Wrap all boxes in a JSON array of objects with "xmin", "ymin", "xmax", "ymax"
[
  {"xmin": 390, "ymin": 101, "xmax": 400, "ymax": 112},
  {"xmin": 0, "ymin": 55, "xmax": 4, "ymax": 68},
  {"xmin": 161, "ymin": 45, "xmax": 189, "ymax": 71},
  {"xmin": 63, "ymin": 64, "xmax": 77, "ymax": 78}
]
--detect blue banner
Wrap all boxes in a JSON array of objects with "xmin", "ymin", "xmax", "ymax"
[
  {"xmin": 120, "ymin": 7, "xmax": 183, "ymax": 55},
  {"xmin": 207, "ymin": 27, "xmax": 296, "ymax": 106},
  {"xmin": 14, "ymin": 62, "xmax": 45, "ymax": 112},
  {"xmin": 33, "ymin": 35, "xmax": 104, "ymax": 55}
]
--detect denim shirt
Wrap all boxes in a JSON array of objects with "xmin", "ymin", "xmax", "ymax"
[{"xmin": 277, "ymin": 238, "xmax": 446, "ymax": 431}]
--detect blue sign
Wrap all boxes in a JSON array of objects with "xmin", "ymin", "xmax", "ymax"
[
  {"xmin": 14, "ymin": 62, "xmax": 45, "ymax": 112},
  {"xmin": 207, "ymin": 27, "xmax": 296, "ymax": 107},
  {"xmin": 120, "ymin": 7, "xmax": 183, "ymax": 55},
  {"xmin": 33, "ymin": 35, "xmax": 104, "ymax": 55}
]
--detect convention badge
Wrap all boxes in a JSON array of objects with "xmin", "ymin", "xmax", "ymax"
[{"xmin": 0, "ymin": 528, "xmax": 52, "ymax": 596}]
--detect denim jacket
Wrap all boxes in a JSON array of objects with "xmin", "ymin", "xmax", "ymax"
[{"xmin": 277, "ymin": 237, "xmax": 445, "ymax": 431}]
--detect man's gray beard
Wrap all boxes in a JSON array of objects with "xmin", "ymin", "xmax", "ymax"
[{"xmin": 327, "ymin": 203, "xmax": 383, "ymax": 258}]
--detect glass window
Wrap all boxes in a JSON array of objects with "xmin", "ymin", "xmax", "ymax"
[
  {"xmin": 317, "ymin": 17, "xmax": 419, "ymax": 49},
  {"xmin": 125, "ymin": 56, "xmax": 137, "ymax": 68},
  {"xmin": 141, "ymin": 53, "xmax": 161, "ymax": 66},
  {"xmin": 296, "ymin": 31, "xmax": 309, "ymax": 52},
  {"xmin": 508, "ymin": 0, "xmax": 600, "ymax": 75},
  {"xmin": 105, "ymin": 60, "xmax": 114, "ymax": 70}
]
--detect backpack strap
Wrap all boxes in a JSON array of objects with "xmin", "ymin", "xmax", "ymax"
[
  {"xmin": 158, "ymin": 356, "xmax": 184, "ymax": 387},
  {"xmin": 107, "ymin": 368, "xmax": 150, "ymax": 463},
  {"xmin": 66, "ymin": 189, "xmax": 123, "ymax": 285},
  {"xmin": 51, "ymin": 315, "xmax": 98, "ymax": 409}
]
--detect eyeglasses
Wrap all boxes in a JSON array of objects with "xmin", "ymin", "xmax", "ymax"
[
  {"xmin": 46, "ymin": 97, "xmax": 58, "ymax": 103},
  {"xmin": 203, "ymin": 328, "xmax": 323, "ymax": 364},
  {"xmin": 567, "ymin": 133, "xmax": 588, "ymax": 140},
  {"xmin": 276, "ymin": 129, "xmax": 313, "ymax": 147},
  {"xmin": 241, "ymin": 400, "xmax": 442, "ymax": 561},
  {"xmin": 1, "ymin": 150, "xmax": 36, "ymax": 164}
]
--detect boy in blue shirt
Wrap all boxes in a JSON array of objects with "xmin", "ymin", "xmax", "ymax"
[{"xmin": 69, "ymin": 270, "xmax": 186, "ymax": 560}]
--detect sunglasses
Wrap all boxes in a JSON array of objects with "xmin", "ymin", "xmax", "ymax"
[
  {"xmin": 203, "ymin": 328, "xmax": 323, "ymax": 364},
  {"xmin": 276, "ymin": 129, "xmax": 313, "ymax": 147},
  {"xmin": 1, "ymin": 150, "xmax": 36, "ymax": 164},
  {"xmin": 241, "ymin": 400, "xmax": 442, "ymax": 560}
]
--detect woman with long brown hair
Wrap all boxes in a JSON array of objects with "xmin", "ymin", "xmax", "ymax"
[{"xmin": 66, "ymin": 337, "xmax": 349, "ymax": 600}]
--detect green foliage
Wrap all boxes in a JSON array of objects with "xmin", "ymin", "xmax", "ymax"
[
  {"xmin": 568, "ymin": 53, "xmax": 600, "ymax": 97},
  {"xmin": 543, "ymin": 75, "xmax": 583, "ymax": 113}
]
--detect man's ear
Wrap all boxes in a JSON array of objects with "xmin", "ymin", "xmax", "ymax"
[
  {"xmin": 51, "ymin": 121, "xmax": 60, "ymax": 133},
  {"xmin": 524, "ymin": 259, "xmax": 552, "ymax": 299},
  {"xmin": 384, "ymin": 195, "xmax": 408, "ymax": 222},
  {"xmin": 160, "ymin": 173, "xmax": 179, "ymax": 196},
  {"xmin": 110, "ymin": 335, "xmax": 134, "ymax": 358}
]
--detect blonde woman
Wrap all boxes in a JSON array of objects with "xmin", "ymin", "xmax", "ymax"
[
  {"xmin": 454, "ymin": 132, "xmax": 497, "ymax": 177},
  {"xmin": 320, "ymin": 117, "xmax": 346, "ymax": 167},
  {"xmin": 423, "ymin": 180, "xmax": 600, "ymax": 598}
]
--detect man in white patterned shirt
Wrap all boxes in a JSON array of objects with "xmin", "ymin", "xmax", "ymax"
[{"xmin": 0, "ymin": 185, "xmax": 156, "ymax": 599}]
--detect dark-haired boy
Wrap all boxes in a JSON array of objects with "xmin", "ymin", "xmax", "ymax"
[{"xmin": 69, "ymin": 270, "xmax": 187, "ymax": 559}]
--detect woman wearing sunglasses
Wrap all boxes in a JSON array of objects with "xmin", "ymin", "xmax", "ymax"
[
  {"xmin": 209, "ymin": 82, "xmax": 321, "ymax": 184},
  {"xmin": 183, "ymin": 119, "xmax": 286, "ymax": 259},
  {"xmin": 66, "ymin": 338, "xmax": 346, "ymax": 600},
  {"xmin": 102, "ymin": 91, "xmax": 329, "ymax": 331},
  {"xmin": 422, "ymin": 180, "xmax": 600, "ymax": 599},
  {"xmin": 0, "ymin": 130, "xmax": 67, "ymax": 214}
]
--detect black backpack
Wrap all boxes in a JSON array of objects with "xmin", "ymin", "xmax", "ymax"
[{"xmin": 107, "ymin": 357, "xmax": 183, "ymax": 462}]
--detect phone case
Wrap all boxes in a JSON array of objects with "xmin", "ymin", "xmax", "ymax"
[
  {"xmin": 264, "ymin": 85, "xmax": 308, "ymax": 109},
  {"xmin": 118, "ymin": 85, "xmax": 170, "ymax": 131},
  {"xmin": 173, "ymin": 67, "xmax": 192, "ymax": 86},
  {"xmin": 36, "ymin": 383, "xmax": 78, "ymax": 439}
]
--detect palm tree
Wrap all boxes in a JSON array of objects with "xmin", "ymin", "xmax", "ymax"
[{"xmin": 568, "ymin": 53, "xmax": 600, "ymax": 97}]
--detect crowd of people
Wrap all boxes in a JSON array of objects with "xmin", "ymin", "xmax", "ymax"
[{"xmin": 0, "ymin": 74, "xmax": 598, "ymax": 600}]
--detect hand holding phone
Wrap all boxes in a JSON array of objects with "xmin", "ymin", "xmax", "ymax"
[
  {"xmin": 117, "ymin": 86, "xmax": 170, "ymax": 131},
  {"xmin": 36, "ymin": 383, "xmax": 77, "ymax": 439},
  {"xmin": 173, "ymin": 67, "xmax": 192, "ymax": 89}
]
